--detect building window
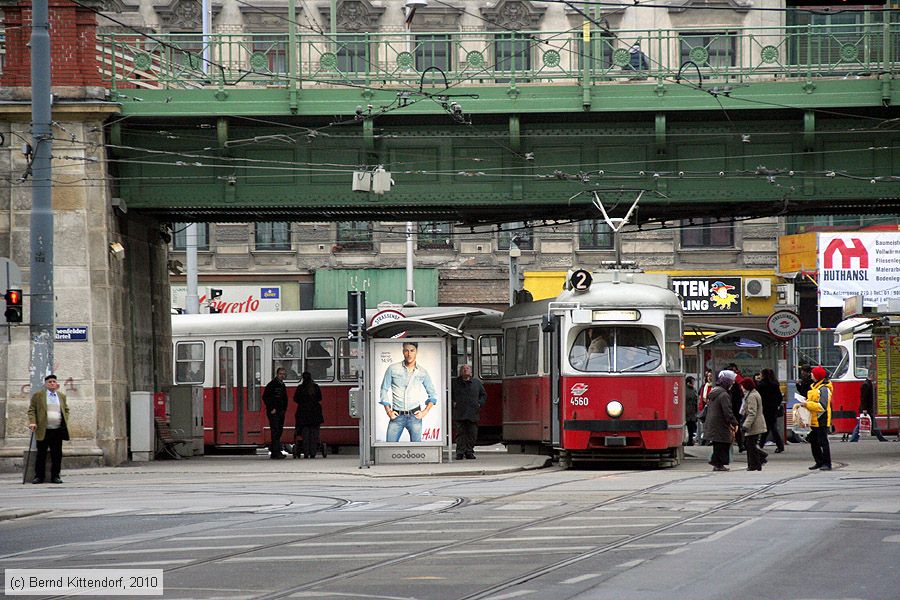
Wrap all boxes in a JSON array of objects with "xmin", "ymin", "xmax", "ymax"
[
  {"xmin": 417, "ymin": 222, "xmax": 453, "ymax": 250},
  {"xmin": 336, "ymin": 221, "xmax": 373, "ymax": 251},
  {"xmin": 255, "ymin": 222, "xmax": 291, "ymax": 250},
  {"xmin": 681, "ymin": 218, "xmax": 734, "ymax": 248},
  {"xmin": 679, "ymin": 32, "xmax": 736, "ymax": 69},
  {"xmin": 415, "ymin": 34, "xmax": 451, "ymax": 73},
  {"xmin": 337, "ymin": 35, "xmax": 369, "ymax": 73},
  {"xmin": 578, "ymin": 220, "xmax": 614, "ymax": 250},
  {"xmin": 172, "ymin": 223, "xmax": 209, "ymax": 251},
  {"xmin": 494, "ymin": 33, "xmax": 531, "ymax": 80},
  {"xmin": 252, "ymin": 34, "xmax": 288, "ymax": 82},
  {"xmin": 498, "ymin": 222, "xmax": 533, "ymax": 250}
]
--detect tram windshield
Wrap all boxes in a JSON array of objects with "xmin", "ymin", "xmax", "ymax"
[{"xmin": 569, "ymin": 327, "xmax": 661, "ymax": 373}]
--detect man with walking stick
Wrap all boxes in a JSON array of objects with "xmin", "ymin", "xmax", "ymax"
[{"xmin": 27, "ymin": 374, "xmax": 70, "ymax": 484}]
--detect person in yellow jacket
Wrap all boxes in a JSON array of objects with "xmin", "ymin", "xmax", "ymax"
[{"xmin": 803, "ymin": 366, "xmax": 833, "ymax": 471}]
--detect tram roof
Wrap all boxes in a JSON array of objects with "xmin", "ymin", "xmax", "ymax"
[
  {"xmin": 172, "ymin": 306, "xmax": 501, "ymax": 337},
  {"xmin": 503, "ymin": 281, "xmax": 681, "ymax": 323}
]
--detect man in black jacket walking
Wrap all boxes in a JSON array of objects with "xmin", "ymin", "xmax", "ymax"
[
  {"xmin": 451, "ymin": 365, "xmax": 487, "ymax": 460},
  {"xmin": 263, "ymin": 367, "xmax": 288, "ymax": 459}
]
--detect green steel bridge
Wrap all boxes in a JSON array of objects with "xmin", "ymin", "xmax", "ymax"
[{"xmin": 99, "ymin": 22, "xmax": 900, "ymax": 224}]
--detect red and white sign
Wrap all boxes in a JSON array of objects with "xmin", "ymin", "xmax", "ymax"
[
  {"xmin": 767, "ymin": 309, "xmax": 802, "ymax": 341},
  {"xmin": 171, "ymin": 285, "xmax": 282, "ymax": 313},
  {"xmin": 818, "ymin": 232, "xmax": 900, "ymax": 308}
]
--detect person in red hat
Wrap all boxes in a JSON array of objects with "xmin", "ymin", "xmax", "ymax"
[{"xmin": 800, "ymin": 365, "xmax": 833, "ymax": 471}]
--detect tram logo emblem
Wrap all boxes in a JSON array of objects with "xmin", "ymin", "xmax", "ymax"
[
  {"xmin": 710, "ymin": 281, "xmax": 739, "ymax": 310},
  {"xmin": 570, "ymin": 383, "xmax": 589, "ymax": 396}
]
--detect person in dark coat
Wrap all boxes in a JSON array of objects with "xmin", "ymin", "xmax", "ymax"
[
  {"xmin": 705, "ymin": 370, "xmax": 740, "ymax": 471},
  {"xmin": 849, "ymin": 369, "xmax": 888, "ymax": 442},
  {"xmin": 294, "ymin": 371, "xmax": 324, "ymax": 458},
  {"xmin": 451, "ymin": 365, "xmax": 487, "ymax": 460},
  {"xmin": 756, "ymin": 368, "xmax": 785, "ymax": 452},
  {"xmin": 262, "ymin": 367, "xmax": 288, "ymax": 459},
  {"xmin": 795, "ymin": 364, "xmax": 813, "ymax": 400},
  {"xmin": 726, "ymin": 364, "xmax": 746, "ymax": 453},
  {"xmin": 684, "ymin": 376, "xmax": 698, "ymax": 446}
]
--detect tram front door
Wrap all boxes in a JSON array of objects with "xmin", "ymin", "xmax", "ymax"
[{"xmin": 213, "ymin": 339, "xmax": 263, "ymax": 447}]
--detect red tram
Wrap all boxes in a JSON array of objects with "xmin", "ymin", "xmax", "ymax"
[
  {"xmin": 501, "ymin": 274, "xmax": 686, "ymax": 466},
  {"xmin": 171, "ymin": 307, "xmax": 503, "ymax": 452}
]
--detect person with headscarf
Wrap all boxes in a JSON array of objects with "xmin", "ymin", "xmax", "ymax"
[{"xmin": 704, "ymin": 370, "xmax": 740, "ymax": 471}]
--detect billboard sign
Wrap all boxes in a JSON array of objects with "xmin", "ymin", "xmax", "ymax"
[
  {"xmin": 371, "ymin": 338, "xmax": 445, "ymax": 446},
  {"xmin": 818, "ymin": 232, "xmax": 900, "ymax": 308},
  {"xmin": 171, "ymin": 285, "xmax": 282, "ymax": 313},
  {"xmin": 671, "ymin": 277, "xmax": 743, "ymax": 314}
]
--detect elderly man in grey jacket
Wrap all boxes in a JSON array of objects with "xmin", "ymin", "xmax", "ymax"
[{"xmin": 451, "ymin": 365, "xmax": 487, "ymax": 460}]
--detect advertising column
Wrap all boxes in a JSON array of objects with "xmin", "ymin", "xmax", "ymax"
[{"xmin": 371, "ymin": 339, "xmax": 445, "ymax": 464}]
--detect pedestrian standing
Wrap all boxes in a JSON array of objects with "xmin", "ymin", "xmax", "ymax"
[
  {"xmin": 698, "ymin": 369, "xmax": 714, "ymax": 444},
  {"xmin": 263, "ymin": 367, "xmax": 288, "ymax": 459},
  {"xmin": 757, "ymin": 368, "xmax": 785, "ymax": 452},
  {"xmin": 705, "ymin": 370, "xmax": 739, "ymax": 472},
  {"xmin": 684, "ymin": 376, "xmax": 698, "ymax": 446},
  {"xmin": 28, "ymin": 374, "xmax": 70, "ymax": 484},
  {"xmin": 727, "ymin": 364, "xmax": 746, "ymax": 453},
  {"xmin": 740, "ymin": 378, "xmax": 767, "ymax": 471},
  {"xmin": 294, "ymin": 371, "xmax": 324, "ymax": 458},
  {"xmin": 451, "ymin": 365, "xmax": 486, "ymax": 460},
  {"xmin": 802, "ymin": 366, "xmax": 833, "ymax": 471}
]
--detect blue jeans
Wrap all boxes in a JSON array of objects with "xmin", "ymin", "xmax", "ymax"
[
  {"xmin": 849, "ymin": 419, "xmax": 887, "ymax": 442},
  {"xmin": 386, "ymin": 413, "xmax": 423, "ymax": 442}
]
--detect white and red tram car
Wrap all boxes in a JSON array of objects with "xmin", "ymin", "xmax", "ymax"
[
  {"xmin": 831, "ymin": 314, "xmax": 899, "ymax": 435},
  {"xmin": 171, "ymin": 307, "xmax": 504, "ymax": 451},
  {"xmin": 502, "ymin": 276, "xmax": 686, "ymax": 466}
]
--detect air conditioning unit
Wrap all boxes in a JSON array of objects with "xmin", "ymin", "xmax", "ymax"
[{"xmin": 744, "ymin": 278, "xmax": 772, "ymax": 298}]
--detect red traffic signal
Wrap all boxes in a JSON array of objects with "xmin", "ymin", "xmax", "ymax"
[{"xmin": 4, "ymin": 288, "xmax": 23, "ymax": 323}]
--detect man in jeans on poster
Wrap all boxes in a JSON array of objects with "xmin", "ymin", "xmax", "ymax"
[{"xmin": 380, "ymin": 342, "xmax": 438, "ymax": 442}]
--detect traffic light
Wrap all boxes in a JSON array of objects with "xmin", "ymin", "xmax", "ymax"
[
  {"xmin": 4, "ymin": 289, "xmax": 23, "ymax": 323},
  {"xmin": 208, "ymin": 288, "xmax": 223, "ymax": 314}
]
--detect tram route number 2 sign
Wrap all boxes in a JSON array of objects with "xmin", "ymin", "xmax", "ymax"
[{"xmin": 766, "ymin": 309, "xmax": 802, "ymax": 341}]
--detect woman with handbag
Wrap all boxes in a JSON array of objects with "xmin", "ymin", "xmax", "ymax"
[{"xmin": 756, "ymin": 368, "xmax": 785, "ymax": 453}]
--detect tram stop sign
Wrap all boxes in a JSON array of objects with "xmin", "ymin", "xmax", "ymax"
[{"xmin": 767, "ymin": 309, "xmax": 802, "ymax": 341}]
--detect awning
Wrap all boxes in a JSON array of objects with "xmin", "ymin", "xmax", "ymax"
[
  {"xmin": 684, "ymin": 323, "xmax": 782, "ymax": 348},
  {"xmin": 367, "ymin": 308, "xmax": 501, "ymax": 339}
]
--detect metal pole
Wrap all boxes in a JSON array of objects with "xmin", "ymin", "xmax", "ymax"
[
  {"xmin": 508, "ymin": 237, "xmax": 519, "ymax": 306},
  {"xmin": 185, "ymin": 224, "xmax": 199, "ymax": 314},
  {"xmin": 405, "ymin": 222, "xmax": 416, "ymax": 307},
  {"xmin": 202, "ymin": 0, "xmax": 211, "ymax": 74},
  {"xmin": 30, "ymin": 0, "xmax": 54, "ymax": 392}
]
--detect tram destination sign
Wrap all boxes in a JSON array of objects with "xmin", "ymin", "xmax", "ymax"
[{"xmin": 671, "ymin": 277, "xmax": 743, "ymax": 314}]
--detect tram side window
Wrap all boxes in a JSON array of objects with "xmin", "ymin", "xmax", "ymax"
[
  {"xmin": 272, "ymin": 339, "xmax": 302, "ymax": 383},
  {"xmin": 479, "ymin": 335, "xmax": 502, "ymax": 379},
  {"xmin": 175, "ymin": 341, "xmax": 205, "ymax": 384},
  {"xmin": 218, "ymin": 346, "xmax": 234, "ymax": 412},
  {"xmin": 664, "ymin": 315, "xmax": 683, "ymax": 373},
  {"xmin": 526, "ymin": 325, "xmax": 540, "ymax": 375},
  {"xmin": 338, "ymin": 338, "xmax": 358, "ymax": 381},
  {"xmin": 306, "ymin": 338, "xmax": 335, "ymax": 381},
  {"xmin": 515, "ymin": 326, "xmax": 528, "ymax": 376},
  {"xmin": 854, "ymin": 339, "xmax": 874, "ymax": 378},
  {"xmin": 504, "ymin": 328, "xmax": 517, "ymax": 376},
  {"xmin": 246, "ymin": 345, "xmax": 262, "ymax": 412}
]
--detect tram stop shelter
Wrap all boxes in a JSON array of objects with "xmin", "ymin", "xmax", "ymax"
[{"xmin": 366, "ymin": 308, "xmax": 502, "ymax": 465}]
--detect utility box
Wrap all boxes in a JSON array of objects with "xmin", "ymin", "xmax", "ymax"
[
  {"xmin": 130, "ymin": 391, "xmax": 155, "ymax": 461},
  {"xmin": 170, "ymin": 385, "xmax": 204, "ymax": 456}
]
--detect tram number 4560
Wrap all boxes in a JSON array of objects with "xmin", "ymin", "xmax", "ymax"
[{"xmin": 570, "ymin": 397, "xmax": 590, "ymax": 406}]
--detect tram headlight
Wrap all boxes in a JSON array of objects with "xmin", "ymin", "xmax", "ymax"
[{"xmin": 606, "ymin": 400, "xmax": 623, "ymax": 419}]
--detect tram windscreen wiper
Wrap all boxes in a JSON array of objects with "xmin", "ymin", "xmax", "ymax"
[{"xmin": 619, "ymin": 359, "xmax": 657, "ymax": 373}]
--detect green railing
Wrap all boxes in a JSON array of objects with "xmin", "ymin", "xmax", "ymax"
[{"xmin": 97, "ymin": 22, "xmax": 898, "ymax": 91}]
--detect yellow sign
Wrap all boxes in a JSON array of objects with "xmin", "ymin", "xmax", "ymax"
[{"xmin": 778, "ymin": 232, "xmax": 818, "ymax": 273}]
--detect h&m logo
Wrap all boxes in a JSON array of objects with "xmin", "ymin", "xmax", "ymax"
[{"xmin": 824, "ymin": 238, "xmax": 869, "ymax": 269}]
